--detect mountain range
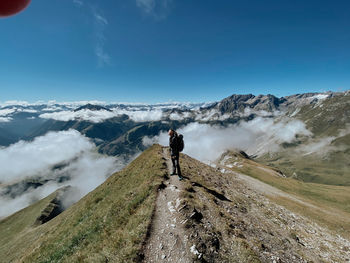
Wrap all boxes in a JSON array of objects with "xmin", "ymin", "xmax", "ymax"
[
  {"xmin": 1, "ymin": 90, "xmax": 348, "ymax": 173},
  {"xmin": 0, "ymin": 90, "xmax": 349, "ymax": 262}
]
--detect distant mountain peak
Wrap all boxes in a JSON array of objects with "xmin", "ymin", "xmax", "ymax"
[
  {"xmin": 210, "ymin": 93, "xmax": 285, "ymax": 113},
  {"xmin": 74, "ymin": 104, "xmax": 112, "ymax": 112}
]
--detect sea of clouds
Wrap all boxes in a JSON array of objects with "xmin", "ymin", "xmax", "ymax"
[
  {"xmin": 0, "ymin": 101, "xmax": 208, "ymax": 123},
  {"xmin": 0, "ymin": 130, "xmax": 125, "ymax": 218},
  {"xmin": 143, "ymin": 117, "xmax": 312, "ymax": 163},
  {"xmin": 39, "ymin": 106, "xmax": 196, "ymax": 123}
]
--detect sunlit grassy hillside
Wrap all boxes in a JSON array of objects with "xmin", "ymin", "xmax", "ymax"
[
  {"xmin": 259, "ymin": 92, "xmax": 350, "ymax": 185},
  {"xmin": 0, "ymin": 145, "xmax": 166, "ymax": 263},
  {"xmin": 219, "ymin": 150, "xmax": 350, "ymax": 238}
]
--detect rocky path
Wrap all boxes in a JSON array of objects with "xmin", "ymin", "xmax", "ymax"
[{"xmin": 143, "ymin": 148, "xmax": 192, "ymax": 262}]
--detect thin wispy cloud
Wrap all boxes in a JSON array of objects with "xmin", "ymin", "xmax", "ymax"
[
  {"xmin": 136, "ymin": 0, "xmax": 155, "ymax": 14},
  {"xmin": 94, "ymin": 12, "xmax": 108, "ymax": 25},
  {"xmin": 72, "ymin": 0, "xmax": 111, "ymax": 67},
  {"xmin": 91, "ymin": 7, "xmax": 110, "ymax": 67},
  {"xmin": 136, "ymin": 0, "xmax": 173, "ymax": 20},
  {"xmin": 73, "ymin": 0, "xmax": 83, "ymax": 7}
]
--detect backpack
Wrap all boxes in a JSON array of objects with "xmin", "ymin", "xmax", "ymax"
[{"xmin": 177, "ymin": 134, "xmax": 184, "ymax": 152}]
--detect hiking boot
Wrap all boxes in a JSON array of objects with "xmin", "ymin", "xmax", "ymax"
[
  {"xmin": 178, "ymin": 176, "xmax": 184, "ymax": 181},
  {"xmin": 171, "ymin": 170, "xmax": 176, "ymax": 176}
]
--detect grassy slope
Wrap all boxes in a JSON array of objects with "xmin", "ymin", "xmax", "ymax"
[
  {"xmin": 175, "ymin": 152, "xmax": 348, "ymax": 262},
  {"xmin": 220, "ymin": 151, "xmax": 350, "ymax": 238},
  {"xmin": 0, "ymin": 191, "xmax": 61, "ymax": 261},
  {"xmin": 259, "ymin": 149, "xmax": 350, "ymax": 185},
  {"xmin": 296, "ymin": 92, "xmax": 350, "ymax": 137},
  {"xmin": 0, "ymin": 144, "xmax": 166, "ymax": 263},
  {"xmin": 259, "ymin": 93, "xmax": 350, "ymax": 185}
]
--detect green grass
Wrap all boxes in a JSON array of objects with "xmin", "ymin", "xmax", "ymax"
[
  {"xmin": 0, "ymin": 190, "xmax": 61, "ymax": 261},
  {"xmin": 241, "ymin": 164, "xmax": 350, "ymax": 213},
  {"xmin": 296, "ymin": 92, "xmax": 350, "ymax": 137},
  {"xmin": 0, "ymin": 144, "xmax": 166, "ymax": 263},
  {"xmin": 259, "ymin": 150, "xmax": 350, "ymax": 186},
  {"xmin": 222, "ymin": 152, "xmax": 350, "ymax": 238},
  {"xmin": 260, "ymin": 92, "xmax": 350, "ymax": 186}
]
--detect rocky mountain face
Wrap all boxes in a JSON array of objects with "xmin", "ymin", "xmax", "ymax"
[
  {"xmin": 204, "ymin": 91, "xmax": 342, "ymax": 117},
  {"xmin": 0, "ymin": 145, "xmax": 349, "ymax": 262},
  {"xmin": 207, "ymin": 94, "xmax": 286, "ymax": 113}
]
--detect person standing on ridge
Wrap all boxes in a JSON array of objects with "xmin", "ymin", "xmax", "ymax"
[{"xmin": 168, "ymin": 129, "xmax": 184, "ymax": 181}]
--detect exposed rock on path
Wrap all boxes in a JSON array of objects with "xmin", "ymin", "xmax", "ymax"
[
  {"xmin": 143, "ymin": 148, "xmax": 192, "ymax": 262},
  {"xmin": 143, "ymin": 148, "xmax": 350, "ymax": 262}
]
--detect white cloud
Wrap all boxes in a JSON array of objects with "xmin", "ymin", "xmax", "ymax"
[
  {"xmin": 136, "ymin": 0, "xmax": 155, "ymax": 14},
  {"xmin": 0, "ymin": 130, "xmax": 122, "ymax": 218},
  {"xmin": 73, "ymin": 0, "xmax": 83, "ymax": 7},
  {"xmin": 136, "ymin": 0, "xmax": 173, "ymax": 20},
  {"xmin": 40, "ymin": 109, "xmax": 116, "ymax": 123},
  {"xmin": 142, "ymin": 135, "xmax": 159, "ymax": 147},
  {"xmin": 143, "ymin": 118, "xmax": 312, "ymax": 163},
  {"xmin": 95, "ymin": 45, "xmax": 110, "ymax": 67},
  {"xmin": 39, "ymin": 106, "xmax": 175, "ymax": 123},
  {"xmin": 297, "ymin": 126, "xmax": 350, "ymax": 156},
  {"xmin": 91, "ymin": 7, "xmax": 110, "ymax": 67},
  {"xmin": 39, "ymin": 107, "xmax": 164, "ymax": 123},
  {"xmin": 0, "ymin": 130, "xmax": 93, "ymax": 181},
  {"xmin": 115, "ymin": 108, "xmax": 164, "ymax": 122},
  {"xmin": 0, "ymin": 107, "xmax": 38, "ymax": 117},
  {"xmin": 169, "ymin": 111, "xmax": 191, "ymax": 121},
  {"xmin": 299, "ymin": 137, "xmax": 336, "ymax": 156},
  {"xmin": 72, "ymin": 0, "xmax": 110, "ymax": 67},
  {"xmin": 42, "ymin": 106, "xmax": 64, "ymax": 112},
  {"xmin": 0, "ymin": 108, "xmax": 17, "ymax": 116},
  {"xmin": 94, "ymin": 12, "xmax": 108, "ymax": 25},
  {"xmin": 21, "ymin": 109, "xmax": 38, "ymax": 113},
  {"xmin": 194, "ymin": 109, "xmax": 230, "ymax": 121},
  {"xmin": 0, "ymin": 117, "xmax": 12, "ymax": 123},
  {"xmin": 240, "ymin": 107, "xmax": 282, "ymax": 118}
]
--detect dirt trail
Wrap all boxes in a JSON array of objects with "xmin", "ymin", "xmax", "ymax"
[{"xmin": 143, "ymin": 148, "xmax": 192, "ymax": 262}]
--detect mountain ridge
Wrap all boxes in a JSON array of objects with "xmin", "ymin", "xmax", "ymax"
[
  {"xmin": 1, "ymin": 144, "xmax": 349, "ymax": 262},
  {"xmin": 0, "ymin": 90, "xmax": 349, "ymax": 225}
]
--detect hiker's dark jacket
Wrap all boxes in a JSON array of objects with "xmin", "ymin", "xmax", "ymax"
[{"xmin": 169, "ymin": 133, "xmax": 179, "ymax": 156}]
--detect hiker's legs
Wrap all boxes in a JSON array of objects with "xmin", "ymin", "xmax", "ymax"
[
  {"xmin": 171, "ymin": 154, "xmax": 182, "ymax": 179},
  {"xmin": 174, "ymin": 154, "xmax": 182, "ymax": 178},
  {"xmin": 171, "ymin": 156, "xmax": 177, "ymax": 175}
]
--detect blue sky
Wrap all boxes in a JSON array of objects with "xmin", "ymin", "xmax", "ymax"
[{"xmin": 1, "ymin": 0, "xmax": 349, "ymax": 103}]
